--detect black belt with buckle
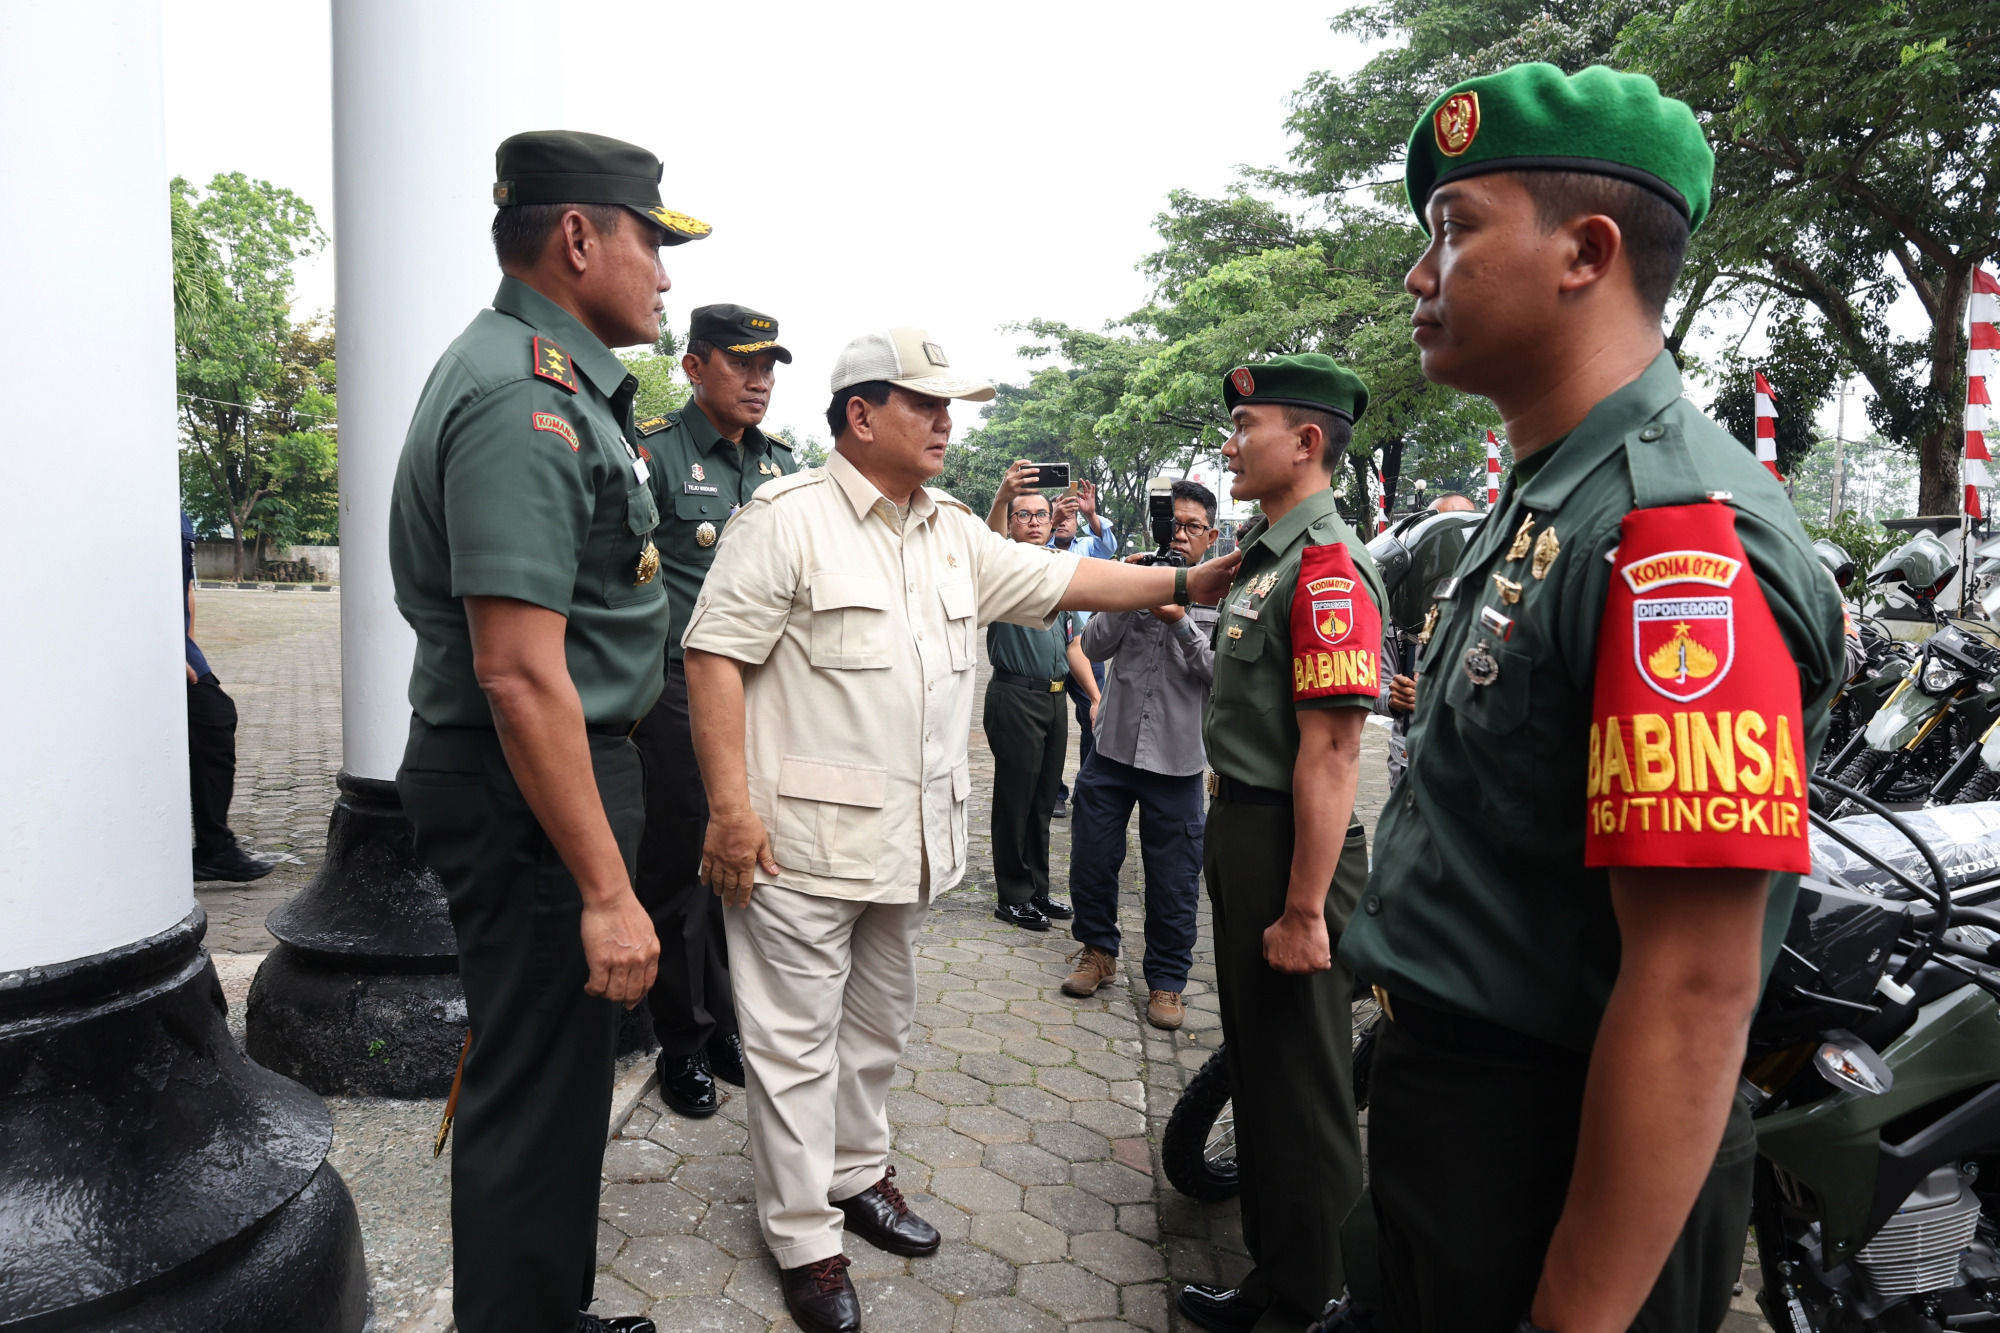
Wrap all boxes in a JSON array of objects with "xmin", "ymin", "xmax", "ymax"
[
  {"xmin": 585, "ymin": 720, "xmax": 641, "ymax": 738},
  {"xmin": 1382, "ymin": 992, "xmax": 1586, "ymax": 1066},
  {"xmin": 992, "ymin": 668, "xmax": 1065, "ymax": 694},
  {"xmin": 1205, "ymin": 772, "xmax": 1289, "ymax": 806}
]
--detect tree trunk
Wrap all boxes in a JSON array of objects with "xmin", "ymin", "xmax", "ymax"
[
  {"xmin": 1917, "ymin": 266, "xmax": 1973, "ymax": 518},
  {"xmin": 229, "ymin": 526, "xmax": 246, "ymax": 582}
]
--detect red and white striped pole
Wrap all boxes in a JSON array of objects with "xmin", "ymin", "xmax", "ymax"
[
  {"xmin": 1485, "ymin": 430, "xmax": 1501, "ymax": 508},
  {"xmin": 1753, "ymin": 371, "xmax": 1781, "ymax": 479},
  {"xmin": 1369, "ymin": 465, "xmax": 1389, "ymax": 533},
  {"xmin": 1966, "ymin": 268, "xmax": 1998, "ymax": 522}
]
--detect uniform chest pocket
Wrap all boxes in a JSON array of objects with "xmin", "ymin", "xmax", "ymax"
[
  {"xmin": 809, "ymin": 571, "xmax": 894, "ymax": 670},
  {"xmin": 1215, "ymin": 623, "xmax": 1272, "ymax": 713},
  {"xmin": 938, "ymin": 581, "xmax": 976, "ymax": 670},
  {"xmin": 625, "ymin": 482, "xmax": 660, "ymax": 537},
  {"xmin": 1442, "ymin": 638, "xmax": 1533, "ymax": 736}
]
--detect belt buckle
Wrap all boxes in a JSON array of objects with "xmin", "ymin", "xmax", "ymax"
[
  {"xmin": 1371, "ymin": 984, "xmax": 1396, "ymax": 1023},
  {"xmin": 1050, "ymin": 680, "xmax": 1064, "ymax": 693},
  {"xmin": 1205, "ymin": 771, "xmax": 1219, "ymax": 798}
]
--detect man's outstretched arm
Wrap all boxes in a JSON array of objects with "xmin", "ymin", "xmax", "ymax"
[
  {"xmin": 1532, "ymin": 867, "xmax": 1768, "ymax": 1332},
  {"xmin": 1058, "ymin": 548, "xmax": 1241, "ymax": 613}
]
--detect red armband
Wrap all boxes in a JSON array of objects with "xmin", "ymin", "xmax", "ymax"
[
  {"xmin": 1585, "ymin": 501, "xmax": 1810, "ymax": 872},
  {"xmin": 1291, "ymin": 542, "xmax": 1382, "ymax": 703}
]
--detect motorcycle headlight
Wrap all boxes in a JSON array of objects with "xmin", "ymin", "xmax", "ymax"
[{"xmin": 1923, "ymin": 656, "xmax": 1961, "ymax": 693}]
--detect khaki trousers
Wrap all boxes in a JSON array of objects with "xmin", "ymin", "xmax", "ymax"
[{"xmin": 723, "ymin": 879, "xmax": 930, "ymax": 1267}]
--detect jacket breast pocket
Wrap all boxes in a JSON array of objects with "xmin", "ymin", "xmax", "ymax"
[
  {"xmin": 1216, "ymin": 623, "xmax": 1272, "ymax": 713},
  {"xmin": 938, "ymin": 581, "xmax": 977, "ymax": 670},
  {"xmin": 809, "ymin": 571, "xmax": 894, "ymax": 670},
  {"xmin": 1442, "ymin": 639, "xmax": 1533, "ymax": 736},
  {"xmin": 625, "ymin": 482, "xmax": 660, "ymax": 537},
  {"xmin": 770, "ymin": 756, "xmax": 889, "ymax": 880}
]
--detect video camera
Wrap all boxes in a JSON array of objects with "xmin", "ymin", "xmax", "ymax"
[{"xmin": 1132, "ymin": 477, "xmax": 1187, "ymax": 567}]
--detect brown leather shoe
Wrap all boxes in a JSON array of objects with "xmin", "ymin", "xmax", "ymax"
[
  {"xmin": 1062, "ymin": 945, "xmax": 1118, "ymax": 997},
  {"xmin": 780, "ymin": 1254, "xmax": 860, "ymax": 1333},
  {"xmin": 833, "ymin": 1165, "xmax": 940, "ymax": 1256},
  {"xmin": 1147, "ymin": 990, "xmax": 1185, "ymax": 1030}
]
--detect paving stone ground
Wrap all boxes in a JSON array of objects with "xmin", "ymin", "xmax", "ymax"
[{"xmin": 195, "ymin": 589, "xmax": 1771, "ymax": 1332}]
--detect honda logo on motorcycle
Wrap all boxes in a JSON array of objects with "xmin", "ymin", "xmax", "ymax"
[{"xmin": 1633, "ymin": 596, "xmax": 1734, "ymax": 702}]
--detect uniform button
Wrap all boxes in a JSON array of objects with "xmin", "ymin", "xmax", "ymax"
[
  {"xmin": 1638, "ymin": 424, "xmax": 1665, "ymax": 441},
  {"xmin": 1364, "ymin": 896, "xmax": 1382, "ymax": 916},
  {"xmin": 1404, "ymin": 788, "xmax": 1415, "ymax": 810}
]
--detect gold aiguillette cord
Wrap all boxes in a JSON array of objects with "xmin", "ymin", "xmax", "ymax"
[{"xmin": 434, "ymin": 1029, "xmax": 473, "ymax": 1158}]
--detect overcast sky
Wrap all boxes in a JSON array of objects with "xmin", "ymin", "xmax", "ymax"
[
  {"xmin": 164, "ymin": 0, "xmax": 1377, "ymax": 453},
  {"xmin": 163, "ymin": 0, "xmax": 1916, "ymax": 509}
]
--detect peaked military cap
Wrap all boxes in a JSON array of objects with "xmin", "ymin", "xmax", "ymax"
[
  {"xmin": 690, "ymin": 304, "xmax": 792, "ymax": 363},
  {"xmin": 493, "ymin": 130, "xmax": 712, "ymax": 245},
  {"xmin": 1222, "ymin": 353, "xmax": 1369, "ymax": 424},
  {"xmin": 1405, "ymin": 63, "xmax": 1714, "ymax": 234}
]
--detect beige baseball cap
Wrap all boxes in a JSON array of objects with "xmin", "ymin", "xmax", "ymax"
[{"xmin": 828, "ymin": 327, "xmax": 995, "ymax": 402}]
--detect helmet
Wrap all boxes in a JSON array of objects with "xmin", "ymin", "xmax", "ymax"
[
  {"xmin": 1812, "ymin": 538, "xmax": 1857, "ymax": 588},
  {"xmin": 1369, "ymin": 510, "xmax": 1484, "ymax": 633},
  {"xmin": 1867, "ymin": 531, "xmax": 1957, "ymax": 601}
]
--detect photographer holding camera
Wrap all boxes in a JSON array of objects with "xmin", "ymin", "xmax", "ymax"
[{"xmin": 1060, "ymin": 479, "xmax": 1220, "ymax": 1030}]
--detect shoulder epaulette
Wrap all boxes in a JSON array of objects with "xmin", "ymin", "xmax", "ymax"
[
  {"xmin": 634, "ymin": 415, "xmax": 671, "ymax": 437},
  {"xmin": 532, "ymin": 337, "xmax": 579, "ymax": 394},
  {"xmin": 924, "ymin": 487, "xmax": 972, "ymax": 515},
  {"xmin": 756, "ymin": 469, "xmax": 826, "ymax": 502}
]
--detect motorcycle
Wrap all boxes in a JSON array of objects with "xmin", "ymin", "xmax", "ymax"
[
  {"xmin": 1750, "ymin": 776, "xmax": 2000, "ymax": 1331},
  {"xmin": 1821, "ymin": 533, "xmax": 2000, "ymax": 812}
]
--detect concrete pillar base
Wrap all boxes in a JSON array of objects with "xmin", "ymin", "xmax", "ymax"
[
  {"xmin": 0, "ymin": 910, "xmax": 367, "ymax": 1331},
  {"xmin": 247, "ymin": 772, "xmax": 463, "ymax": 1098}
]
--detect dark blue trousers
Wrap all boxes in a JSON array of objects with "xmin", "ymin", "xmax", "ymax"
[{"xmin": 1066, "ymin": 752, "xmax": 1204, "ymax": 992}]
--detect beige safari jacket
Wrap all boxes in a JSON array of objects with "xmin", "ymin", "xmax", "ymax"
[{"xmin": 682, "ymin": 448, "xmax": 1078, "ymax": 903}]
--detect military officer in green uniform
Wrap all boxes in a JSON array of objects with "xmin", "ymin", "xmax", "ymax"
[
  {"xmin": 388, "ymin": 129, "xmax": 711, "ymax": 1333},
  {"xmin": 629, "ymin": 304, "xmax": 796, "ymax": 1117},
  {"xmin": 1178, "ymin": 354, "xmax": 1386, "ymax": 1333},
  {"xmin": 1339, "ymin": 66, "xmax": 1845, "ymax": 1333}
]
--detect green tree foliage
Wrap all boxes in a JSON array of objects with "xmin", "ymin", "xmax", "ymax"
[
  {"xmin": 621, "ymin": 326, "xmax": 691, "ymax": 422},
  {"xmin": 173, "ymin": 174, "xmax": 334, "ymax": 576}
]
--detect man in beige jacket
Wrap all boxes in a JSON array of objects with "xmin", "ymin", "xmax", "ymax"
[{"xmin": 683, "ymin": 328, "xmax": 1241, "ymax": 1333}]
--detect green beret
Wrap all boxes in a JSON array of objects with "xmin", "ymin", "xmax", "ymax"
[
  {"xmin": 494, "ymin": 130, "xmax": 712, "ymax": 246},
  {"xmin": 1405, "ymin": 63, "xmax": 1714, "ymax": 234},
  {"xmin": 1222, "ymin": 353, "xmax": 1368, "ymax": 424}
]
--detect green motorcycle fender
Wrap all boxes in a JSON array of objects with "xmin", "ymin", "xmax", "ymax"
[
  {"xmin": 1755, "ymin": 985, "xmax": 2000, "ymax": 1263},
  {"xmin": 1861, "ymin": 680, "xmax": 1947, "ymax": 752},
  {"xmin": 1842, "ymin": 658, "xmax": 1908, "ymax": 729}
]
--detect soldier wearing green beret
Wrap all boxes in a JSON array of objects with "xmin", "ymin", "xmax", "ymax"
[
  {"xmin": 628, "ymin": 304, "xmax": 796, "ymax": 1118},
  {"xmin": 1177, "ymin": 354, "xmax": 1388, "ymax": 1333},
  {"xmin": 1338, "ymin": 65, "xmax": 1844, "ymax": 1332},
  {"xmin": 388, "ymin": 128, "xmax": 712, "ymax": 1333}
]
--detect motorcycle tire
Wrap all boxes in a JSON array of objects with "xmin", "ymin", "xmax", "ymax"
[
  {"xmin": 1956, "ymin": 768, "xmax": 2000, "ymax": 805},
  {"xmin": 1162, "ymin": 1048, "xmax": 1238, "ymax": 1201},
  {"xmin": 1835, "ymin": 747, "xmax": 1891, "ymax": 800}
]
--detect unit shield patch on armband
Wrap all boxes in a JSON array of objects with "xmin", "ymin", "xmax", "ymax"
[
  {"xmin": 1585, "ymin": 502, "xmax": 1808, "ymax": 873},
  {"xmin": 1290, "ymin": 543, "xmax": 1381, "ymax": 702}
]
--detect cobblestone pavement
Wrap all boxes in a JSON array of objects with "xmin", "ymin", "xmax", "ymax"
[{"xmin": 198, "ymin": 591, "xmax": 1770, "ymax": 1332}]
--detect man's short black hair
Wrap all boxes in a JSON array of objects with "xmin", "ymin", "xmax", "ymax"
[
  {"xmin": 1171, "ymin": 479, "xmax": 1218, "ymax": 528},
  {"xmin": 685, "ymin": 338, "xmax": 718, "ymax": 363},
  {"xmin": 491, "ymin": 202, "xmax": 627, "ymax": 269},
  {"xmin": 1278, "ymin": 404, "xmax": 1354, "ymax": 473},
  {"xmin": 1515, "ymin": 171, "xmax": 1690, "ymax": 317},
  {"xmin": 826, "ymin": 381, "xmax": 894, "ymax": 440}
]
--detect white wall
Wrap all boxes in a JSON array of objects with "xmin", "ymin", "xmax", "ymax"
[
  {"xmin": 0, "ymin": 0, "xmax": 192, "ymax": 969},
  {"xmin": 331, "ymin": 0, "xmax": 562, "ymax": 781}
]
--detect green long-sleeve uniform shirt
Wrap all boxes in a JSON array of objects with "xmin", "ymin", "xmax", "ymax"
[{"xmin": 1340, "ymin": 353, "xmax": 1846, "ymax": 1054}]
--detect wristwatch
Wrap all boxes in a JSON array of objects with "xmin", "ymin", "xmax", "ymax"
[{"xmin": 1173, "ymin": 566, "xmax": 1191, "ymax": 606}]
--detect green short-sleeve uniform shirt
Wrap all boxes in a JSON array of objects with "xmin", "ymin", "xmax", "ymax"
[
  {"xmin": 633, "ymin": 404, "xmax": 796, "ymax": 661},
  {"xmin": 1339, "ymin": 353, "xmax": 1846, "ymax": 1053},
  {"xmin": 389, "ymin": 276, "xmax": 670, "ymax": 726},
  {"xmin": 1203, "ymin": 488, "xmax": 1389, "ymax": 793}
]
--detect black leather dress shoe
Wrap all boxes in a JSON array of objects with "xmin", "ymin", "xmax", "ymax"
[
  {"xmin": 1177, "ymin": 1282, "xmax": 1264, "ymax": 1333},
  {"xmin": 578, "ymin": 1313, "xmax": 656, "ymax": 1333},
  {"xmin": 1031, "ymin": 893, "xmax": 1074, "ymax": 920},
  {"xmin": 781, "ymin": 1254, "xmax": 860, "ymax": 1333},
  {"xmin": 833, "ymin": 1165, "xmax": 940, "ymax": 1257},
  {"xmin": 994, "ymin": 901, "xmax": 1051, "ymax": 931},
  {"xmin": 707, "ymin": 1032, "xmax": 745, "ymax": 1087},
  {"xmin": 658, "ymin": 1050, "xmax": 717, "ymax": 1118},
  {"xmin": 192, "ymin": 846, "xmax": 274, "ymax": 883}
]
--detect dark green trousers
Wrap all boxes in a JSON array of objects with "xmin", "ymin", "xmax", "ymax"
[
  {"xmin": 1203, "ymin": 799, "xmax": 1369, "ymax": 1333},
  {"xmin": 984, "ymin": 678, "xmax": 1067, "ymax": 905},
  {"xmin": 398, "ymin": 719, "xmax": 646, "ymax": 1333},
  {"xmin": 1369, "ymin": 1016, "xmax": 1755, "ymax": 1333}
]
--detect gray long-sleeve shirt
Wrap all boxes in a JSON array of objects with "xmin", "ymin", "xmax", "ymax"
[{"xmin": 1078, "ymin": 603, "xmax": 1220, "ymax": 777}]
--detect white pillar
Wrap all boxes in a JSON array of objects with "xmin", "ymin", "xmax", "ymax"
[
  {"xmin": 332, "ymin": 0, "xmax": 562, "ymax": 781},
  {"xmin": 0, "ymin": 0, "xmax": 189, "ymax": 971}
]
